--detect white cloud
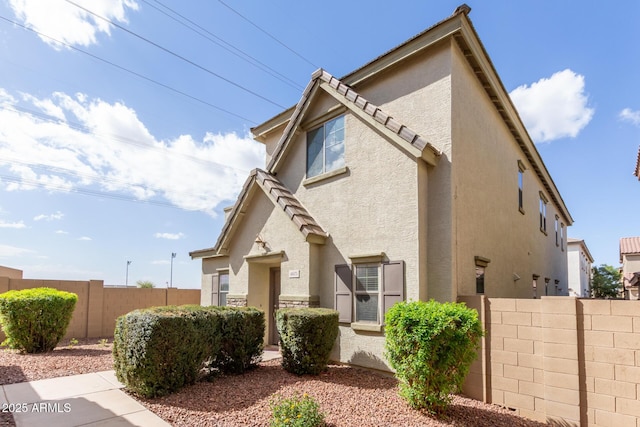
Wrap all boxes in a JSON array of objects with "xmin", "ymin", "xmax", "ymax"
[
  {"xmin": 34, "ymin": 211, "xmax": 64, "ymax": 221},
  {"xmin": 0, "ymin": 244, "xmax": 33, "ymax": 257},
  {"xmin": 154, "ymin": 232, "xmax": 185, "ymax": 240},
  {"xmin": 151, "ymin": 260, "xmax": 170, "ymax": 265},
  {"xmin": 0, "ymin": 220, "xmax": 26, "ymax": 229},
  {"xmin": 509, "ymin": 69, "xmax": 594, "ymax": 143},
  {"xmin": 55, "ymin": 230, "xmax": 69, "ymax": 234},
  {"xmin": 619, "ymin": 108, "xmax": 640, "ymax": 126},
  {"xmin": 8, "ymin": 0, "xmax": 139, "ymax": 49},
  {"xmin": 78, "ymin": 236, "xmax": 92, "ymax": 241},
  {"xmin": 0, "ymin": 89, "xmax": 265, "ymax": 216}
]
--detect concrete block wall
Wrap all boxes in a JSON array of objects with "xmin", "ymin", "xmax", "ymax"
[
  {"xmin": 462, "ymin": 296, "xmax": 640, "ymax": 427},
  {"xmin": 0, "ymin": 276, "xmax": 201, "ymax": 340}
]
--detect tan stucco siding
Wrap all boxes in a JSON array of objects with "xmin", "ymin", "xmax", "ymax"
[
  {"xmin": 355, "ymin": 41, "xmax": 455, "ymax": 302},
  {"xmin": 268, "ymin": 44, "xmax": 457, "ymax": 369},
  {"xmin": 227, "ymin": 190, "xmax": 312, "ymax": 299},
  {"xmin": 201, "ymin": 256, "xmax": 229, "ymax": 306},
  {"xmin": 450, "ymin": 41, "xmax": 568, "ymax": 298}
]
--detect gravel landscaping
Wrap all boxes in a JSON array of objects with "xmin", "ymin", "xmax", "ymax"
[{"xmin": 0, "ymin": 339, "xmax": 547, "ymax": 426}]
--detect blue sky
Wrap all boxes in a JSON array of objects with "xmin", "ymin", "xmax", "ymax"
[{"xmin": 0, "ymin": 1, "xmax": 638, "ymax": 288}]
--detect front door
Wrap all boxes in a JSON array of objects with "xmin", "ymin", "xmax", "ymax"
[{"xmin": 269, "ymin": 268, "xmax": 281, "ymax": 345}]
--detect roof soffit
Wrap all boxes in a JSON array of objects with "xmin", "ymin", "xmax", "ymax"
[{"xmin": 453, "ymin": 17, "xmax": 573, "ymax": 225}]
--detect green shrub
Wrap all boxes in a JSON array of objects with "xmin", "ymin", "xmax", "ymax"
[
  {"xmin": 208, "ymin": 306, "xmax": 265, "ymax": 374},
  {"xmin": 276, "ymin": 308, "xmax": 338, "ymax": 375},
  {"xmin": 384, "ymin": 300, "xmax": 483, "ymax": 412},
  {"xmin": 113, "ymin": 305, "xmax": 265, "ymax": 397},
  {"xmin": 113, "ymin": 305, "xmax": 221, "ymax": 398},
  {"xmin": 270, "ymin": 393, "xmax": 325, "ymax": 427},
  {"xmin": 0, "ymin": 287, "xmax": 78, "ymax": 353}
]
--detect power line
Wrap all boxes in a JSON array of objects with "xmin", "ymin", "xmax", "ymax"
[
  {"xmin": 143, "ymin": 0, "xmax": 304, "ymax": 91},
  {"xmin": 64, "ymin": 0, "xmax": 287, "ymax": 109},
  {"xmin": 0, "ymin": 15, "xmax": 258, "ymax": 124},
  {"xmin": 217, "ymin": 0, "xmax": 319, "ymax": 69}
]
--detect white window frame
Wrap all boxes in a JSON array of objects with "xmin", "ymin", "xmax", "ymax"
[
  {"xmin": 353, "ymin": 263, "xmax": 380, "ymax": 324},
  {"xmin": 539, "ymin": 192, "xmax": 548, "ymax": 234},
  {"xmin": 306, "ymin": 115, "xmax": 345, "ymax": 178},
  {"xmin": 218, "ymin": 271, "xmax": 229, "ymax": 306},
  {"xmin": 518, "ymin": 160, "xmax": 526, "ymax": 214}
]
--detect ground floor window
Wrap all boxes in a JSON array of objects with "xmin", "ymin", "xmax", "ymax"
[
  {"xmin": 212, "ymin": 271, "xmax": 229, "ymax": 306},
  {"xmin": 474, "ymin": 256, "xmax": 490, "ymax": 295},
  {"xmin": 355, "ymin": 264, "xmax": 379, "ymax": 323},
  {"xmin": 335, "ymin": 261, "xmax": 404, "ymax": 325}
]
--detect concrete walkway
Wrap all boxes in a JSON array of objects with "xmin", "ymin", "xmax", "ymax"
[{"xmin": 0, "ymin": 349, "xmax": 281, "ymax": 426}]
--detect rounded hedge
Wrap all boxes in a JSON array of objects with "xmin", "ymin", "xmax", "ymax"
[
  {"xmin": 0, "ymin": 287, "xmax": 78, "ymax": 353},
  {"xmin": 385, "ymin": 300, "xmax": 483, "ymax": 412},
  {"xmin": 276, "ymin": 308, "xmax": 339, "ymax": 375}
]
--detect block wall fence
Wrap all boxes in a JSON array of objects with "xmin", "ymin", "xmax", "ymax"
[
  {"xmin": 0, "ymin": 277, "xmax": 200, "ymax": 340},
  {"xmin": 459, "ymin": 295, "xmax": 640, "ymax": 427}
]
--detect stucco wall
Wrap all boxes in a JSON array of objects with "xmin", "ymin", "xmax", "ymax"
[{"xmin": 450, "ymin": 40, "xmax": 568, "ymax": 298}]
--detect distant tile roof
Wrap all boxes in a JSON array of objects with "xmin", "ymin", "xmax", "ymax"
[
  {"xmin": 266, "ymin": 69, "xmax": 440, "ymax": 172},
  {"xmin": 620, "ymin": 237, "xmax": 640, "ymax": 260}
]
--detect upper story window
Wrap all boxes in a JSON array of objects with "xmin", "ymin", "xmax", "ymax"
[
  {"xmin": 555, "ymin": 215, "xmax": 559, "ymax": 246},
  {"xmin": 307, "ymin": 115, "xmax": 345, "ymax": 178},
  {"xmin": 517, "ymin": 160, "xmax": 526, "ymax": 214},
  {"xmin": 560, "ymin": 223, "xmax": 565, "ymax": 251},
  {"xmin": 539, "ymin": 193, "xmax": 548, "ymax": 234}
]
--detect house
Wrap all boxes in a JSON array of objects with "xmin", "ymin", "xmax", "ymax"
[
  {"xmin": 566, "ymin": 238, "xmax": 593, "ymax": 297},
  {"xmin": 620, "ymin": 236, "xmax": 640, "ymax": 300},
  {"xmin": 190, "ymin": 5, "xmax": 573, "ymax": 370}
]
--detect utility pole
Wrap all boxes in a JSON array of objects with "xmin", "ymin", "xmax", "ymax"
[
  {"xmin": 170, "ymin": 252, "xmax": 176, "ymax": 288},
  {"xmin": 126, "ymin": 260, "xmax": 132, "ymax": 287}
]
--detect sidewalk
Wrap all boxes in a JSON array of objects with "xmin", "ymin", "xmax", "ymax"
[{"xmin": 0, "ymin": 349, "xmax": 281, "ymax": 426}]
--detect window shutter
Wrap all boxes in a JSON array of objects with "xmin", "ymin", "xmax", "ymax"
[
  {"xmin": 382, "ymin": 261, "xmax": 405, "ymax": 323},
  {"xmin": 334, "ymin": 264, "xmax": 352, "ymax": 323},
  {"xmin": 211, "ymin": 273, "xmax": 219, "ymax": 307}
]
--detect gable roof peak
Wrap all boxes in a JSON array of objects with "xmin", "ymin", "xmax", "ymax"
[
  {"xmin": 453, "ymin": 4, "xmax": 472, "ymax": 16},
  {"xmin": 266, "ymin": 69, "xmax": 441, "ymax": 172}
]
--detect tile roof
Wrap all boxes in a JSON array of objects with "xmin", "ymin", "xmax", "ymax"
[
  {"xmin": 209, "ymin": 169, "xmax": 326, "ymax": 255},
  {"xmin": 266, "ymin": 69, "xmax": 440, "ymax": 172},
  {"xmin": 620, "ymin": 237, "xmax": 640, "ymax": 259},
  {"xmin": 254, "ymin": 169, "xmax": 327, "ymax": 241}
]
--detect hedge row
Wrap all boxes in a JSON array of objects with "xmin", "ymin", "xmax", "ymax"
[{"xmin": 113, "ymin": 305, "xmax": 264, "ymax": 398}]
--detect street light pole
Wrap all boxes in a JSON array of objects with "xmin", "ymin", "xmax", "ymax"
[
  {"xmin": 126, "ymin": 260, "xmax": 132, "ymax": 287},
  {"xmin": 170, "ymin": 253, "xmax": 176, "ymax": 288}
]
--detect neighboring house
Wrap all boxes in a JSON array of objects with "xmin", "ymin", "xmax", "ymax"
[
  {"xmin": 190, "ymin": 5, "xmax": 573, "ymax": 370},
  {"xmin": 620, "ymin": 236, "xmax": 640, "ymax": 300},
  {"xmin": 566, "ymin": 238, "xmax": 593, "ymax": 297},
  {"xmin": 0, "ymin": 265, "xmax": 23, "ymax": 279}
]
